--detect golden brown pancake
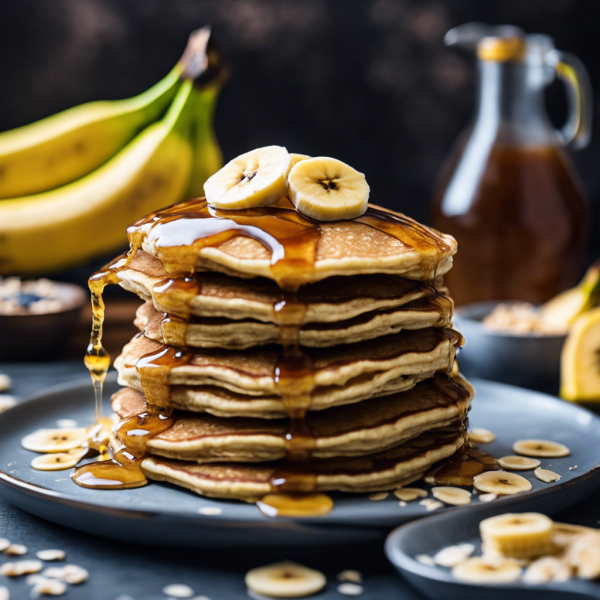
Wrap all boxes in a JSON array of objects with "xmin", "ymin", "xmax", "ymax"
[
  {"xmin": 118, "ymin": 251, "xmax": 446, "ymax": 324},
  {"xmin": 141, "ymin": 427, "xmax": 464, "ymax": 501},
  {"xmin": 112, "ymin": 375, "xmax": 473, "ymax": 462},
  {"xmin": 133, "ymin": 298, "xmax": 452, "ymax": 350},
  {"xmin": 131, "ymin": 199, "xmax": 457, "ymax": 283},
  {"xmin": 114, "ymin": 329, "xmax": 458, "ymax": 413}
]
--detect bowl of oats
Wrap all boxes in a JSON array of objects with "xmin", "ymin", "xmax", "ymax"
[
  {"xmin": 0, "ymin": 278, "xmax": 86, "ymax": 360},
  {"xmin": 454, "ymin": 301, "xmax": 567, "ymax": 393}
]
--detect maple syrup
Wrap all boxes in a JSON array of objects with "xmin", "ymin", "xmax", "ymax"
[{"xmin": 76, "ymin": 195, "xmax": 458, "ymax": 509}]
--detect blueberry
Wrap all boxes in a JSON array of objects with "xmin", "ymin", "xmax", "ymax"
[{"xmin": 14, "ymin": 293, "xmax": 43, "ymax": 308}]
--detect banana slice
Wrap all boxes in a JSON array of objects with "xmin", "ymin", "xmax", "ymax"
[
  {"xmin": 204, "ymin": 146, "xmax": 292, "ymax": 210},
  {"xmin": 22, "ymin": 428, "xmax": 87, "ymax": 453},
  {"xmin": 433, "ymin": 543, "xmax": 475, "ymax": 567},
  {"xmin": 245, "ymin": 561, "xmax": 326, "ymax": 598},
  {"xmin": 468, "ymin": 428, "xmax": 496, "ymax": 444},
  {"xmin": 452, "ymin": 557, "xmax": 522, "ymax": 584},
  {"xmin": 290, "ymin": 153, "xmax": 311, "ymax": 166},
  {"xmin": 523, "ymin": 557, "xmax": 572, "ymax": 584},
  {"xmin": 287, "ymin": 157, "xmax": 369, "ymax": 221},
  {"xmin": 513, "ymin": 439, "xmax": 570, "ymax": 458},
  {"xmin": 431, "ymin": 487, "xmax": 472, "ymax": 506},
  {"xmin": 480, "ymin": 513, "xmax": 555, "ymax": 559},
  {"xmin": 473, "ymin": 471, "xmax": 532, "ymax": 496},
  {"xmin": 393, "ymin": 488, "xmax": 428, "ymax": 502},
  {"xmin": 31, "ymin": 448, "xmax": 87, "ymax": 471},
  {"xmin": 534, "ymin": 467, "xmax": 561, "ymax": 483},
  {"xmin": 497, "ymin": 456, "xmax": 541, "ymax": 471}
]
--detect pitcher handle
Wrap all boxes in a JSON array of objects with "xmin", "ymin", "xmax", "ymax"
[{"xmin": 550, "ymin": 50, "xmax": 593, "ymax": 150}]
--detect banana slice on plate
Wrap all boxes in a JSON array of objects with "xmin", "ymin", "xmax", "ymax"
[
  {"xmin": 473, "ymin": 471, "xmax": 532, "ymax": 495},
  {"xmin": 512, "ymin": 439, "xmax": 570, "ymax": 458},
  {"xmin": 523, "ymin": 557, "xmax": 572, "ymax": 584},
  {"xmin": 245, "ymin": 561, "xmax": 326, "ymax": 598},
  {"xmin": 31, "ymin": 448, "xmax": 87, "ymax": 471},
  {"xmin": 21, "ymin": 428, "xmax": 87, "ymax": 453},
  {"xmin": 431, "ymin": 486, "xmax": 472, "ymax": 506},
  {"xmin": 288, "ymin": 157, "xmax": 369, "ymax": 221},
  {"xmin": 204, "ymin": 145, "xmax": 292, "ymax": 210},
  {"xmin": 480, "ymin": 513, "xmax": 555, "ymax": 559},
  {"xmin": 497, "ymin": 456, "xmax": 541, "ymax": 471},
  {"xmin": 452, "ymin": 556, "xmax": 522, "ymax": 584}
]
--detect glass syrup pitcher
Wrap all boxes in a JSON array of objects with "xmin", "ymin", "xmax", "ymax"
[{"xmin": 431, "ymin": 23, "xmax": 592, "ymax": 305}]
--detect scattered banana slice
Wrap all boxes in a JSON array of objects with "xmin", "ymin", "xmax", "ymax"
[
  {"xmin": 36, "ymin": 550, "xmax": 66, "ymax": 562},
  {"xmin": 480, "ymin": 513, "xmax": 555, "ymax": 559},
  {"xmin": 473, "ymin": 471, "xmax": 532, "ymax": 496},
  {"xmin": 290, "ymin": 153, "xmax": 311, "ymax": 166},
  {"xmin": 497, "ymin": 456, "xmax": 541, "ymax": 471},
  {"xmin": 522, "ymin": 556, "xmax": 572, "ymax": 584},
  {"xmin": 394, "ymin": 488, "xmax": 428, "ymax": 502},
  {"xmin": 204, "ymin": 145, "xmax": 292, "ymax": 210},
  {"xmin": 535, "ymin": 467, "xmax": 561, "ymax": 483},
  {"xmin": 433, "ymin": 543, "xmax": 475, "ymax": 567},
  {"xmin": 478, "ymin": 493, "xmax": 498, "ymax": 503},
  {"xmin": 337, "ymin": 570, "xmax": 362, "ymax": 583},
  {"xmin": 245, "ymin": 561, "xmax": 326, "ymax": 598},
  {"xmin": 31, "ymin": 448, "xmax": 87, "ymax": 471},
  {"xmin": 287, "ymin": 157, "xmax": 369, "ymax": 221},
  {"xmin": 469, "ymin": 428, "xmax": 496, "ymax": 444},
  {"xmin": 513, "ymin": 439, "xmax": 570, "ymax": 458},
  {"xmin": 431, "ymin": 487, "xmax": 472, "ymax": 506},
  {"xmin": 452, "ymin": 556, "xmax": 522, "ymax": 584},
  {"xmin": 368, "ymin": 492, "xmax": 389, "ymax": 501},
  {"xmin": 22, "ymin": 428, "xmax": 87, "ymax": 453}
]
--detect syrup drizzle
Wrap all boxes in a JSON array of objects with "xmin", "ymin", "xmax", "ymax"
[{"xmin": 76, "ymin": 196, "xmax": 461, "ymax": 511}]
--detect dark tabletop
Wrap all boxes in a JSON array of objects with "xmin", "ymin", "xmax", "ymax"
[{"xmin": 1, "ymin": 361, "xmax": 599, "ymax": 600}]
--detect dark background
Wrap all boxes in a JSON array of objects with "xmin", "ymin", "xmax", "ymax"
[{"xmin": 0, "ymin": 0, "xmax": 598, "ymax": 256}]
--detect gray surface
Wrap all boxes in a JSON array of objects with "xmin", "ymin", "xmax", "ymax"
[{"xmin": 1, "ymin": 363, "xmax": 600, "ymax": 599}]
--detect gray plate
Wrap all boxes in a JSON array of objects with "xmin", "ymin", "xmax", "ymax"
[
  {"xmin": 386, "ymin": 506, "xmax": 600, "ymax": 599},
  {"xmin": 1, "ymin": 375, "xmax": 600, "ymax": 547}
]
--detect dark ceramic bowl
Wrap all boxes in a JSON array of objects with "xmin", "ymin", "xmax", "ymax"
[
  {"xmin": 0, "ymin": 282, "xmax": 87, "ymax": 361},
  {"xmin": 454, "ymin": 301, "xmax": 567, "ymax": 393}
]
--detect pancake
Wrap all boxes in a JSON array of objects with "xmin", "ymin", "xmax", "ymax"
[
  {"xmin": 118, "ymin": 250, "xmax": 447, "ymax": 324},
  {"xmin": 112, "ymin": 375, "xmax": 473, "ymax": 462},
  {"xmin": 141, "ymin": 427, "xmax": 464, "ymax": 501},
  {"xmin": 134, "ymin": 298, "xmax": 452, "ymax": 350},
  {"xmin": 130, "ymin": 198, "xmax": 457, "ymax": 284},
  {"xmin": 114, "ymin": 329, "xmax": 458, "ymax": 412}
]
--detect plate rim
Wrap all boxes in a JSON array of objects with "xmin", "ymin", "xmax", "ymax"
[{"xmin": 2, "ymin": 375, "xmax": 600, "ymax": 529}]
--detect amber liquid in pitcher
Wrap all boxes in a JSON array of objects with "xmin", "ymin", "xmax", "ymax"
[{"xmin": 432, "ymin": 142, "xmax": 588, "ymax": 305}]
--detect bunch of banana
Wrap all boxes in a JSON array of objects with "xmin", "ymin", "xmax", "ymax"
[{"xmin": 0, "ymin": 27, "xmax": 227, "ymax": 275}]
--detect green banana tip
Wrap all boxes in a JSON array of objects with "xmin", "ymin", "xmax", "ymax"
[{"xmin": 179, "ymin": 26, "xmax": 229, "ymax": 89}]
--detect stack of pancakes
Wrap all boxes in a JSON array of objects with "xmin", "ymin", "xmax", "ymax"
[{"xmin": 110, "ymin": 198, "xmax": 472, "ymax": 502}]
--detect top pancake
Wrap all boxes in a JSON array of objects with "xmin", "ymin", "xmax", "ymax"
[
  {"xmin": 118, "ymin": 251, "xmax": 447, "ymax": 324},
  {"xmin": 129, "ymin": 198, "xmax": 457, "ymax": 284}
]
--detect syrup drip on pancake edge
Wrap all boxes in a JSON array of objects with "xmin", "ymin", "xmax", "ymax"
[{"xmin": 74, "ymin": 196, "xmax": 481, "ymax": 516}]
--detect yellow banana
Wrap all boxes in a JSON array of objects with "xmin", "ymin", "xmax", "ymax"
[
  {"xmin": 0, "ymin": 27, "xmax": 220, "ymax": 199},
  {"xmin": 0, "ymin": 80, "xmax": 196, "ymax": 275}
]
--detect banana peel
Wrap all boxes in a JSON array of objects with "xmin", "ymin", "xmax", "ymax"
[
  {"xmin": 540, "ymin": 260, "xmax": 600, "ymax": 331},
  {"xmin": 560, "ymin": 307, "xmax": 600, "ymax": 402}
]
